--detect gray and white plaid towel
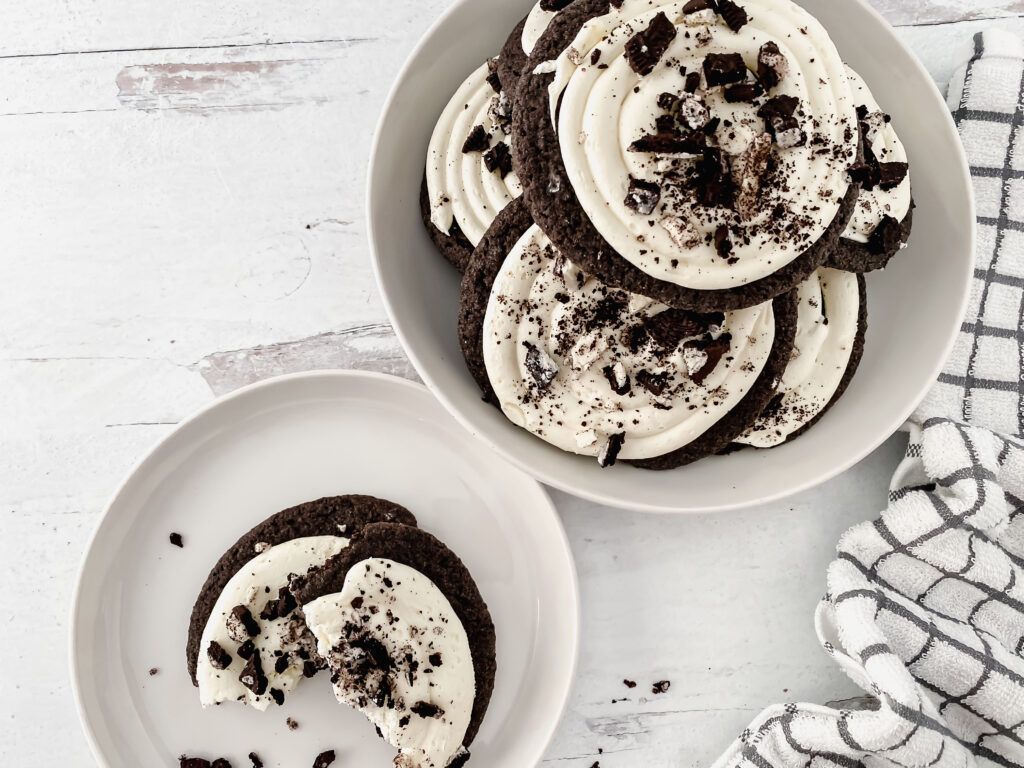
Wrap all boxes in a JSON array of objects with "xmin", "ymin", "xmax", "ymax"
[{"xmin": 713, "ymin": 30, "xmax": 1024, "ymax": 768}]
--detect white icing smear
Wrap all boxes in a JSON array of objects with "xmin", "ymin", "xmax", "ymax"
[
  {"xmin": 547, "ymin": 0, "xmax": 858, "ymax": 290},
  {"xmin": 522, "ymin": 2, "xmax": 558, "ymax": 56},
  {"xmin": 736, "ymin": 268, "xmax": 859, "ymax": 447},
  {"xmin": 303, "ymin": 559, "xmax": 475, "ymax": 768},
  {"xmin": 197, "ymin": 535, "xmax": 348, "ymax": 710},
  {"xmin": 426, "ymin": 62, "xmax": 522, "ymax": 247},
  {"xmin": 482, "ymin": 225, "xmax": 775, "ymax": 461},
  {"xmin": 842, "ymin": 65, "xmax": 911, "ymax": 244}
]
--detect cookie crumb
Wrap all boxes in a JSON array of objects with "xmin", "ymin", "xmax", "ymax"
[
  {"xmin": 287, "ymin": 717, "xmax": 299, "ymax": 731},
  {"xmin": 623, "ymin": 679, "xmax": 637, "ymax": 688},
  {"xmin": 169, "ymin": 532, "xmax": 184, "ymax": 548},
  {"xmin": 652, "ymin": 679, "xmax": 671, "ymax": 694},
  {"xmin": 148, "ymin": 667, "xmax": 159, "ymax": 676},
  {"xmin": 312, "ymin": 750, "xmax": 336, "ymax": 768},
  {"xmin": 248, "ymin": 754, "xmax": 264, "ymax": 768}
]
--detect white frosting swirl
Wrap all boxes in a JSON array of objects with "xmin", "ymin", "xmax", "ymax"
[
  {"xmin": 522, "ymin": 2, "xmax": 558, "ymax": 56},
  {"xmin": 736, "ymin": 267, "xmax": 859, "ymax": 447},
  {"xmin": 482, "ymin": 225, "xmax": 776, "ymax": 461},
  {"xmin": 303, "ymin": 558, "xmax": 475, "ymax": 768},
  {"xmin": 842, "ymin": 66, "xmax": 911, "ymax": 243},
  {"xmin": 545, "ymin": 0, "xmax": 858, "ymax": 289},
  {"xmin": 197, "ymin": 535, "xmax": 348, "ymax": 710},
  {"xmin": 426, "ymin": 62, "xmax": 522, "ymax": 247}
]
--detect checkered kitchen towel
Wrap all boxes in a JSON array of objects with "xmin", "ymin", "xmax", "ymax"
[{"xmin": 713, "ymin": 31, "xmax": 1024, "ymax": 768}]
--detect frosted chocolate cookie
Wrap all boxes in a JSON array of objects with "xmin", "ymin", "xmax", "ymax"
[
  {"xmin": 423, "ymin": 59, "xmax": 522, "ymax": 271},
  {"xmin": 735, "ymin": 267, "xmax": 865, "ymax": 447},
  {"xmin": 829, "ymin": 66, "xmax": 912, "ymax": 272},
  {"xmin": 513, "ymin": 0, "xmax": 861, "ymax": 310},
  {"xmin": 497, "ymin": 1, "xmax": 575, "ymax": 93},
  {"xmin": 186, "ymin": 495, "xmax": 416, "ymax": 710},
  {"xmin": 459, "ymin": 198, "xmax": 797, "ymax": 469},
  {"xmin": 295, "ymin": 523, "xmax": 494, "ymax": 768}
]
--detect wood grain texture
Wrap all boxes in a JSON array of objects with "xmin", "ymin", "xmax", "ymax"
[{"xmin": 0, "ymin": 1, "xmax": 1004, "ymax": 766}]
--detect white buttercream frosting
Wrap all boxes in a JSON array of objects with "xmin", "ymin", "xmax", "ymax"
[
  {"xmin": 841, "ymin": 65, "xmax": 911, "ymax": 243},
  {"xmin": 426, "ymin": 61, "xmax": 522, "ymax": 247},
  {"xmin": 482, "ymin": 225, "xmax": 776, "ymax": 462},
  {"xmin": 303, "ymin": 558, "xmax": 475, "ymax": 768},
  {"xmin": 541, "ymin": 0, "xmax": 858, "ymax": 290},
  {"xmin": 197, "ymin": 535, "xmax": 348, "ymax": 710},
  {"xmin": 522, "ymin": 2, "xmax": 559, "ymax": 56},
  {"xmin": 736, "ymin": 267, "xmax": 859, "ymax": 447}
]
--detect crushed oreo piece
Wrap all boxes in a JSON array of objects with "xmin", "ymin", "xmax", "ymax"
[
  {"xmin": 687, "ymin": 335, "xmax": 732, "ymax": 384},
  {"xmin": 714, "ymin": 226, "xmax": 733, "ymax": 258},
  {"xmin": 303, "ymin": 660, "xmax": 318, "ymax": 678},
  {"xmin": 757, "ymin": 94, "xmax": 798, "ymax": 122},
  {"xmin": 448, "ymin": 750, "xmax": 472, "ymax": 768},
  {"xmin": 485, "ymin": 68, "xmax": 501, "ymax": 94},
  {"xmin": 411, "ymin": 701, "xmax": 444, "ymax": 718},
  {"xmin": 678, "ymin": 93, "xmax": 709, "ymax": 129},
  {"xmin": 684, "ymin": 71, "xmax": 702, "ymax": 93},
  {"xmin": 239, "ymin": 652, "xmax": 268, "ymax": 696},
  {"xmin": 148, "ymin": 667, "xmax": 159, "ymax": 676},
  {"xmin": 597, "ymin": 433, "xmax": 626, "ymax": 468},
  {"xmin": 657, "ymin": 92, "xmax": 679, "ymax": 112},
  {"xmin": 461, "ymin": 125, "xmax": 490, "ymax": 154},
  {"xmin": 207, "ymin": 641, "xmax": 232, "ymax": 670},
  {"xmin": 717, "ymin": 0, "xmax": 749, "ymax": 32},
  {"xmin": 757, "ymin": 41, "xmax": 788, "ymax": 89},
  {"xmin": 652, "ymin": 680, "xmax": 672, "ymax": 694},
  {"xmin": 210, "ymin": 760, "xmax": 231, "ymax": 768},
  {"xmin": 635, "ymin": 369, "xmax": 670, "ymax": 396},
  {"xmin": 624, "ymin": 679, "xmax": 638, "ymax": 688},
  {"xmin": 169, "ymin": 532, "xmax": 184, "ymax": 548},
  {"xmin": 540, "ymin": 0, "xmax": 575, "ymax": 9},
  {"xmin": 483, "ymin": 143, "xmax": 513, "ymax": 178},
  {"xmin": 703, "ymin": 53, "xmax": 746, "ymax": 87},
  {"xmin": 269, "ymin": 687, "xmax": 285, "ymax": 706},
  {"xmin": 661, "ymin": 215, "xmax": 700, "ymax": 249},
  {"xmin": 682, "ymin": 0, "xmax": 717, "ymax": 12},
  {"xmin": 645, "ymin": 308, "xmax": 724, "ymax": 349},
  {"xmin": 179, "ymin": 757, "xmax": 212, "ymax": 768},
  {"xmin": 732, "ymin": 133, "xmax": 773, "ymax": 220},
  {"xmin": 523, "ymin": 342, "xmax": 559, "ymax": 389},
  {"xmin": 772, "ymin": 117, "xmax": 806, "ymax": 148},
  {"xmin": 695, "ymin": 148, "xmax": 734, "ymax": 207},
  {"xmin": 312, "ymin": 750, "xmax": 336, "ymax": 768},
  {"xmin": 624, "ymin": 12, "xmax": 677, "ymax": 77},
  {"xmin": 286, "ymin": 717, "xmax": 299, "ymax": 731},
  {"xmin": 724, "ymin": 82, "xmax": 763, "ymax": 103},
  {"xmin": 603, "ymin": 362, "xmax": 631, "ymax": 395},
  {"xmin": 624, "ymin": 177, "xmax": 662, "ymax": 215},
  {"xmin": 629, "ymin": 129, "xmax": 706, "ymax": 155},
  {"xmin": 429, "ymin": 652, "xmax": 443, "ymax": 667},
  {"xmin": 248, "ymin": 754, "xmax": 264, "ymax": 768},
  {"xmin": 227, "ymin": 605, "xmax": 260, "ymax": 642},
  {"xmin": 867, "ymin": 215, "xmax": 903, "ymax": 254},
  {"xmin": 274, "ymin": 654, "xmax": 290, "ymax": 674},
  {"xmin": 878, "ymin": 162, "xmax": 909, "ymax": 190},
  {"xmin": 237, "ymin": 639, "xmax": 256, "ymax": 660}
]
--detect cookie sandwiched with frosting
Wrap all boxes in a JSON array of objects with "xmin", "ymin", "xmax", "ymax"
[
  {"xmin": 186, "ymin": 495, "xmax": 417, "ymax": 710},
  {"xmin": 497, "ymin": 0, "xmax": 576, "ymax": 94},
  {"xmin": 512, "ymin": 0, "xmax": 863, "ymax": 311},
  {"xmin": 294, "ymin": 523, "xmax": 494, "ymax": 768},
  {"xmin": 829, "ymin": 66, "xmax": 913, "ymax": 272},
  {"xmin": 459, "ymin": 198, "xmax": 798, "ymax": 469},
  {"xmin": 734, "ymin": 267, "xmax": 866, "ymax": 447},
  {"xmin": 422, "ymin": 57, "xmax": 522, "ymax": 271}
]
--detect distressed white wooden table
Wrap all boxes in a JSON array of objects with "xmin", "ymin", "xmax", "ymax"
[{"xmin": 2, "ymin": 2, "xmax": 1020, "ymax": 765}]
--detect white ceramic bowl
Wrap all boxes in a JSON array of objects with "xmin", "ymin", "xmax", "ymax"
[{"xmin": 368, "ymin": 0, "xmax": 975, "ymax": 513}]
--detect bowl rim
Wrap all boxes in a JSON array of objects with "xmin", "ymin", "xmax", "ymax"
[{"xmin": 367, "ymin": 0, "xmax": 977, "ymax": 514}]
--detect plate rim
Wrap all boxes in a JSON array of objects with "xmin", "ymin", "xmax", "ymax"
[
  {"xmin": 69, "ymin": 369, "xmax": 581, "ymax": 768},
  {"xmin": 365, "ymin": 0, "xmax": 977, "ymax": 514}
]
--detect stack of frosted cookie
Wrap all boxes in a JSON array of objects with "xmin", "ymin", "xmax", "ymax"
[{"xmin": 422, "ymin": 0, "xmax": 913, "ymax": 470}]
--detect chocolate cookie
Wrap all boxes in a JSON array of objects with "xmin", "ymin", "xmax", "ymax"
[
  {"xmin": 734, "ymin": 269, "xmax": 867, "ymax": 448},
  {"xmin": 511, "ymin": 0, "xmax": 861, "ymax": 311},
  {"xmin": 459, "ymin": 198, "xmax": 799, "ymax": 470},
  {"xmin": 294, "ymin": 523, "xmax": 496, "ymax": 749},
  {"xmin": 423, "ymin": 59, "xmax": 521, "ymax": 273},
  {"xmin": 421, "ymin": 175, "xmax": 476, "ymax": 271},
  {"xmin": 496, "ymin": 15, "xmax": 530, "ymax": 97},
  {"xmin": 186, "ymin": 495, "xmax": 416, "ymax": 685},
  {"xmin": 829, "ymin": 201, "xmax": 914, "ymax": 273}
]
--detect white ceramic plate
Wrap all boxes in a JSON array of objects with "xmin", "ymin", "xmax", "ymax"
[
  {"xmin": 70, "ymin": 371, "xmax": 578, "ymax": 767},
  {"xmin": 367, "ymin": 0, "xmax": 975, "ymax": 513}
]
